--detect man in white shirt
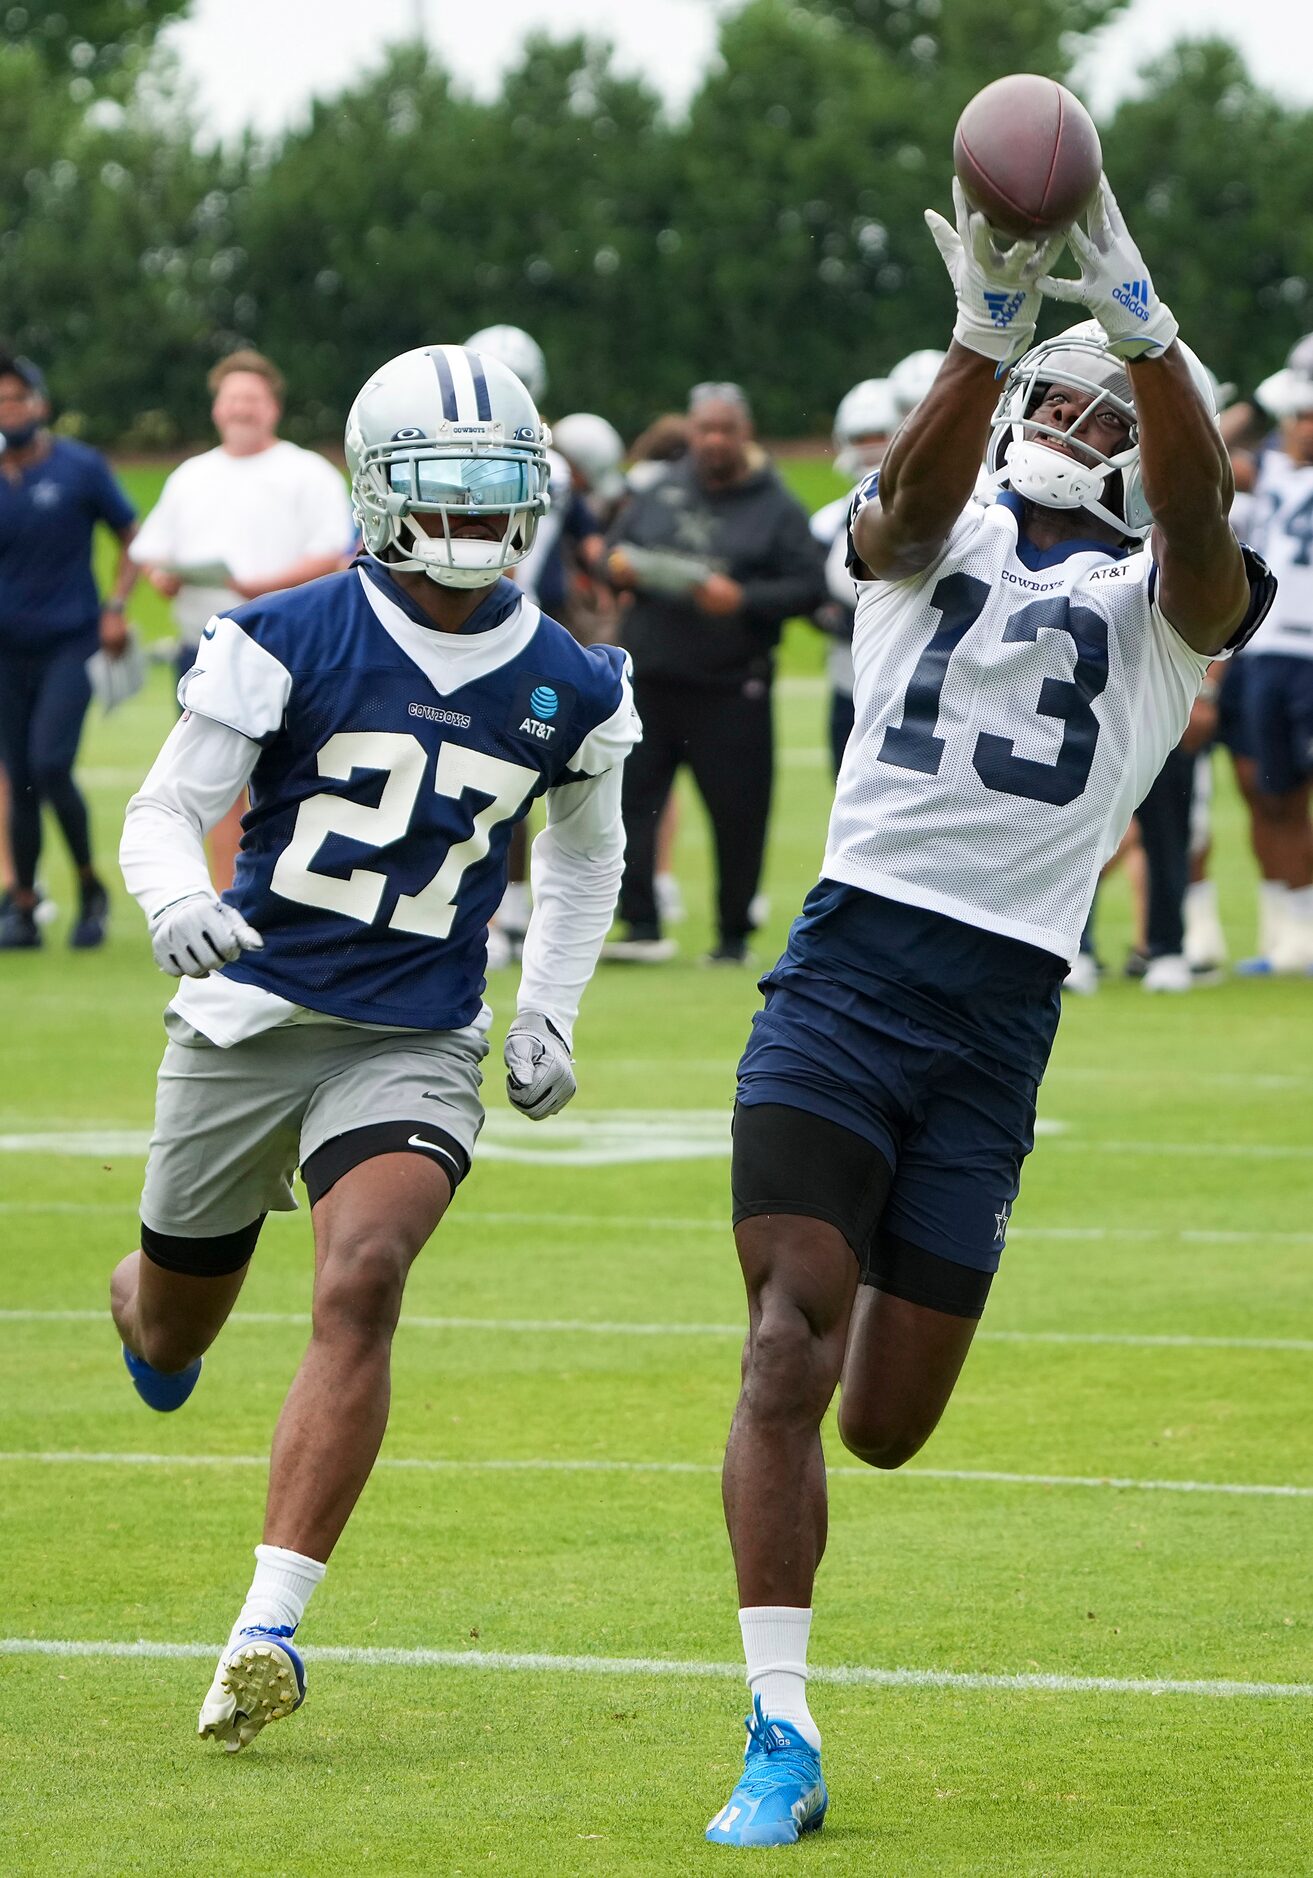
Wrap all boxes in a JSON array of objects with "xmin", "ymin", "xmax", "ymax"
[{"xmin": 130, "ymin": 351, "xmax": 355, "ymax": 885}]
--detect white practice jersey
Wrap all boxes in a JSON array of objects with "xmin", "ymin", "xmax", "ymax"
[
  {"xmin": 811, "ymin": 491, "xmax": 858, "ymax": 695},
  {"xmin": 1246, "ymin": 449, "xmax": 1313, "ymax": 659},
  {"xmin": 823, "ymin": 487, "xmax": 1220, "ymax": 963}
]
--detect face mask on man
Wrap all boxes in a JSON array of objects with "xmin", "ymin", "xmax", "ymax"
[{"xmin": 0, "ymin": 417, "xmax": 41, "ymax": 449}]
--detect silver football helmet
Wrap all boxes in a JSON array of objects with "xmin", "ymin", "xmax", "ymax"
[
  {"xmin": 832, "ymin": 378, "xmax": 899, "ymax": 480},
  {"xmin": 463, "ymin": 324, "xmax": 548, "ymax": 405},
  {"xmin": 889, "ymin": 349, "xmax": 946, "ymax": 418},
  {"xmin": 1255, "ymin": 332, "xmax": 1313, "ymax": 420},
  {"xmin": 987, "ymin": 320, "xmax": 1218, "ymax": 540},
  {"xmin": 553, "ymin": 412, "xmax": 625, "ymax": 502},
  {"xmin": 345, "ymin": 345, "xmax": 551, "ymax": 590}
]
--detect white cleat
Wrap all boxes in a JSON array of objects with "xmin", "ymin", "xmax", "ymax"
[
  {"xmin": 1063, "ymin": 952, "xmax": 1099, "ymax": 996},
  {"xmin": 1142, "ymin": 953, "xmax": 1193, "ymax": 993},
  {"xmin": 198, "ymin": 1629, "xmax": 306, "ymax": 1753}
]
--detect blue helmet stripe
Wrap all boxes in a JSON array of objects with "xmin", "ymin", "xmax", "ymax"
[
  {"xmin": 468, "ymin": 351, "xmax": 493, "ymax": 421},
  {"xmin": 429, "ymin": 348, "xmax": 459, "ymax": 421}
]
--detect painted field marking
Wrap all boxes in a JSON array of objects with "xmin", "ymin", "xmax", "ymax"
[
  {"xmin": 3, "ymin": 1307, "xmax": 1311, "ymax": 1353},
  {"xmin": 1, "ymin": 1636, "xmax": 1308, "ymax": 1700},
  {"xmin": 1, "ymin": 1449, "xmax": 1309, "ymax": 1499},
  {"xmin": 7, "ymin": 1120, "xmax": 1313, "ymax": 1167}
]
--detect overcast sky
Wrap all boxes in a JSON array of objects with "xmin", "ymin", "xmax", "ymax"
[{"xmin": 166, "ymin": 0, "xmax": 1313, "ymax": 140}]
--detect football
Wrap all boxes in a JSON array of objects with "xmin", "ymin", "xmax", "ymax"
[{"xmin": 953, "ymin": 73, "xmax": 1102, "ymax": 240}]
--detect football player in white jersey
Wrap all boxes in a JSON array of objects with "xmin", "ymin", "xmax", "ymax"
[
  {"xmin": 811, "ymin": 379, "xmax": 898, "ymax": 774},
  {"xmin": 705, "ymin": 179, "xmax": 1273, "ymax": 1848},
  {"xmin": 1229, "ymin": 337, "xmax": 1313, "ymax": 972}
]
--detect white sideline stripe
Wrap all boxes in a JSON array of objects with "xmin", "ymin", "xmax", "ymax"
[
  {"xmin": 2, "ymin": 1450, "xmax": 1310, "ymax": 1499},
  {"xmin": 4, "ymin": 1308, "xmax": 1311, "ymax": 1353},
  {"xmin": 1, "ymin": 1636, "xmax": 1308, "ymax": 1699}
]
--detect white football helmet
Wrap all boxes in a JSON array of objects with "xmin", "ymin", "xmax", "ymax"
[
  {"xmin": 553, "ymin": 412, "xmax": 625, "ymax": 502},
  {"xmin": 832, "ymin": 378, "xmax": 898, "ymax": 481},
  {"xmin": 1255, "ymin": 332, "xmax": 1313, "ymax": 420},
  {"xmin": 463, "ymin": 324, "xmax": 547, "ymax": 405},
  {"xmin": 345, "ymin": 345, "xmax": 551, "ymax": 590},
  {"xmin": 987, "ymin": 320, "xmax": 1218, "ymax": 540},
  {"xmin": 889, "ymin": 349, "xmax": 946, "ymax": 418}
]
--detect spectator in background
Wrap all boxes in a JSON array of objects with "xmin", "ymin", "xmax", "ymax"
[
  {"xmin": 603, "ymin": 382, "xmax": 825, "ymax": 963},
  {"xmin": 129, "ymin": 350, "xmax": 355, "ymax": 889},
  {"xmin": 0, "ymin": 351, "xmax": 139, "ymax": 951}
]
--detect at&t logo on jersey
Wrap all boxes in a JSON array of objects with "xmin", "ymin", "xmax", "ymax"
[{"xmin": 508, "ymin": 673, "xmax": 575, "ymax": 746}]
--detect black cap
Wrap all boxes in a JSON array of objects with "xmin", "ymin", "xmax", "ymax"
[{"xmin": 0, "ymin": 351, "xmax": 46, "ymax": 397}]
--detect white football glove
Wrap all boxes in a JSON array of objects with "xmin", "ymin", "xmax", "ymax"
[
  {"xmin": 924, "ymin": 179, "xmax": 1068, "ymax": 366},
  {"xmin": 1038, "ymin": 175, "xmax": 1178, "ymax": 359},
  {"xmin": 504, "ymin": 1012, "xmax": 576, "ymax": 1121},
  {"xmin": 149, "ymin": 890, "xmax": 264, "ymax": 979}
]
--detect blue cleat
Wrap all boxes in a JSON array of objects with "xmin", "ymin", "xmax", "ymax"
[
  {"xmin": 198, "ymin": 1626, "xmax": 307, "ymax": 1753},
  {"xmin": 706, "ymin": 1695, "xmax": 828, "ymax": 1847},
  {"xmin": 122, "ymin": 1344, "xmax": 202, "ymax": 1412}
]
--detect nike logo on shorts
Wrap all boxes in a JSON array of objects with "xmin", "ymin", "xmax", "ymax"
[{"xmin": 407, "ymin": 1134, "xmax": 459, "ymax": 1170}]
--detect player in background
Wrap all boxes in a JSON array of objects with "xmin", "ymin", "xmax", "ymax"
[
  {"xmin": 0, "ymin": 350, "xmax": 139, "ymax": 951},
  {"xmin": 1224, "ymin": 337, "xmax": 1313, "ymax": 973},
  {"xmin": 113, "ymin": 344, "xmax": 637, "ymax": 1751},
  {"xmin": 130, "ymin": 351, "xmax": 356, "ymax": 892},
  {"xmin": 810, "ymin": 380, "xmax": 898, "ymax": 775},
  {"xmin": 465, "ymin": 327, "xmax": 607, "ymax": 957},
  {"xmin": 705, "ymin": 179, "xmax": 1272, "ymax": 1847}
]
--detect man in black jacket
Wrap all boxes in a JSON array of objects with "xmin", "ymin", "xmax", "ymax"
[{"xmin": 602, "ymin": 384, "xmax": 825, "ymax": 962}]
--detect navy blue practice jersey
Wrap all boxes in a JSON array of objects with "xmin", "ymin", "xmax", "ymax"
[{"xmin": 177, "ymin": 563, "xmax": 636, "ymax": 1029}]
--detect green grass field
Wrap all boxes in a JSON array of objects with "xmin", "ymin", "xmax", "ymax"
[{"xmin": 2, "ymin": 460, "xmax": 1311, "ymax": 1873}]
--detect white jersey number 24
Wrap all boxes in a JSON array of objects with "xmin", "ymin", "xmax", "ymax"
[{"xmin": 270, "ymin": 730, "xmax": 538, "ymax": 938}]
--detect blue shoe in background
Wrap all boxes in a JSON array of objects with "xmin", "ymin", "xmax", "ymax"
[
  {"xmin": 122, "ymin": 1344, "xmax": 202, "ymax": 1412},
  {"xmin": 706, "ymin": 1695, "xmax": 828, "ymax": 1847}
]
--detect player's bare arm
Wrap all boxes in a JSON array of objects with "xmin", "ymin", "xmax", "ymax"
[
  {"xmin": 1037, "ymin": 174, "xmax": 1250, "ymax": 653},
  {"xmin": 855, "ymin": 343, "xmax": 1000, "ymax": 580},
  {"xmin": 1129, "ymin": 345, "xmax": 1250, "ymax": 653}
]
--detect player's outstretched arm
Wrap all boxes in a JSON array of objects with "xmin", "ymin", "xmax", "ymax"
[
  {"xmin": 506, "ymin": 763, "xmax": 627, "ymax": 1120},
  {"xmin": 1129, "ymin": 346, "xmax": 1250, "ymax": 654},
  {"xmin": 120, "ymin": 712, "xmax": 265, "ymax": 977},
  {"xmin": 1038, "ymin": 176, "xmax": 1250, "ymax": 654},
  {"xmin": 858, "ymin": 181, "xmax": 1064, "ymax": 581}
]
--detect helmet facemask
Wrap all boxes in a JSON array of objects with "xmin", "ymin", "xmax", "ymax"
[
  {"xmin": 988, "ymin": 334, "xmax": 1143, "ymax": 538},
  {"xmin": 353, "ymin": 432, "xmax": 550, "ymax": 590}
]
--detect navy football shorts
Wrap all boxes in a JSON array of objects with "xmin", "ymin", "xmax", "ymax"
[
  {"xmin": 1214, "ymin": 655, "xmax": 1254, "ymax": 760},
  {"xmin": 735, "ymin": 969, "xmax": 1045, "ymax": 1277},
  {"xmin": 1242, "ymin": 653, "xmax": 1313, "ymax": 794}
]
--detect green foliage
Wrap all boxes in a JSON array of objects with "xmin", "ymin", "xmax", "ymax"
[
  {"xmin": 3, "ymin": 0, "xmax": 189, "ymax": 91},
  {"xmin": 3, "ymin": 0, "xmax": 1311, "ymax": 441}
]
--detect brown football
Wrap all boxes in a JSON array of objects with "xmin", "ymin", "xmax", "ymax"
[{"xmin": 953, "ymin": 74, "xmax": 1102, "ymax": 239}]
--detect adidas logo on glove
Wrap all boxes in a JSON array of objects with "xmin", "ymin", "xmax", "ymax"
[
  {"xmin": 983, "ymin": 289, "xmax": 1026, "ymax": 328},
  {"xmin": 1111, "ymin": 279, "xmax": 1151, "ymax": 321}
]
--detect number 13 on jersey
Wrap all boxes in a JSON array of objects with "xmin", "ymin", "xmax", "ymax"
[{"xmin": 271, "ymin": 730, "xmax": 538, "ymax": 939}]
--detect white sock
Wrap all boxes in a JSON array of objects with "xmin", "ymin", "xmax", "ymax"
[
  {"xmin": 1258, "ymin": 881, "xmax": 1290, "ymax": 958},
  {"xmin": 227, "ymin": 1544, "xmax": 326, "ymax": 1650},
  {"xmin": 1288, "ymin": 885, "xmax": 1313, "ymax": 927},
  {"xmin": 1184, "ymin": 879, "xmax": 1216, "ymax": 917},
  {"xmin": 739, "ymin": 1606, "xmax": 820, "ymax": 1751}
]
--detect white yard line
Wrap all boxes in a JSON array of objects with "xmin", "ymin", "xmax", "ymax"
[
  {"xmin": 4, "ymin": 1307, "xmax": 1310, "ymax": 1351},
  {"xmin": 2, "ymin": 1449, "xmax": 1309, "ymax": 1499},
  {"xmin": 0, "ymin": 1635, "xmax": 1307, "ymax": 1699}
]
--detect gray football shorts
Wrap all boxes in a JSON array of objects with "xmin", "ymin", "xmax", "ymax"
[{"xmin": 139, "ymin": 1010, "xmax": 488, "ymax": 1240}]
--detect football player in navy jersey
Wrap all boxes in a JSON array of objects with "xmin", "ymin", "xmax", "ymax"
[
  {"xmin": 705, "ymin": 180, "xmax": 1275, "ymax": 1847},
  {"xmin": 113, "ymin": 345, "xmax": 638, "ymax": 1751}
]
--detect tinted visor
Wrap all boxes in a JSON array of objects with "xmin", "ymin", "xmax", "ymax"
[{"xmin": 388, "ymin": 453, "xmax": 534, "ymax": 509}]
